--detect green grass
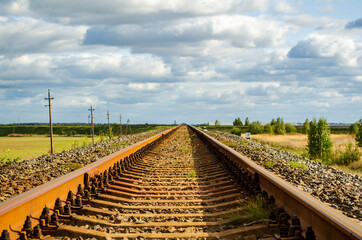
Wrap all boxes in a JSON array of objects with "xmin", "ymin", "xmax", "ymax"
[
  {"xmin": 221, "ymin": 140, "xmax": 236, "ymax": 148},
  {"xmin": 179, "ymin": 147, "xmax": 189, "ymax": 152},
  {"xmin": 64, "ymin": 163, "xmax": 82, "ymax": 170},
  {"xmin": 0, "ymin": 136, "xmax": 101, "ymax": 161},
  {"xmin": 227, "ymin": 196, "xmax": 271, "ymax": 225},
  {"xmin": 263, "ymin": 160, "xmax": 277, "ymax": 169},
  {"xmin": 186, "ymin": 170, "xmax": 197, "ymax": 178},
  {"xmin": 286, "ymin": 160, "xmax": 308, "ymax": 169},
  {"xmin": 111, "ymin": 142, "xmax": 129, "ymax": 148}
]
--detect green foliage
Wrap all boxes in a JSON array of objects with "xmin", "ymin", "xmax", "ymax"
[
  {"xmin": 221, "ymin": 140, "xmax": 236, "ymax": 148},
  {"xmin": 286, "ymin": 160, "xmax": 308, "ymax": 169},
  {"xmin": 245, "ymin": 117, "xmax": 250, "ymax": 126},
  {"xmin": 233, "ymin": 117, "xmax": 243, "ymax": 126},
  {"xmin": 326, "ymin": 144, "xmax": 361, "ymax": 165},
  {"xmin": 285, "ymin": 123, "xmax": 297, "ymax": 133},
  {"xmin": 0, "ymin": 149, "xmax": 21, "ymax": 166},
  {"xmin": 264, "ymin": 124, "xmax": 273, "ymax": 134},
  {"xmin": 270, "ymin": 119, "xmax": 276, "ymax": 126},
  {"xmin": 302, "ymin": 118, "xmax": 310, "ymax": 134},
  {"xmin": 273, "ymin": 117, "xmax": 285, "ymax": 135},
  {"xmin": 249, "ymin": 121, "xmax": 264, "ymax": 134},
  {"xmin": 264, "ymin": 160, "xmax": 276, "ymax": 168},
  {"xmin": 215, "ymin": 120, "xmax": 221, "ymax": 126},
  {"xmin": 186, "ymin": 170, "xmax": 196, "ymax": 178},
  {"xmin": 64, "ymin": 163, "xmax": 82, "ymax": 170},
  {"xmin": 179, "ymin": 147, "xmax": 189, "ymax": 152},
  {"xmin": 356, "ymin": 120, "xmax": 362, "ymax": 147},
  {"xmin": 307, "ymin": 118, "xmax": 333, "ymax": 160},
  {"xmin": 230, "ymin": 127, "xmax": 242, "ymax": 136},
  {"xmin": 349, "ymin": 122, "xmax": 359, "ymax": 134},
  {"xmin": 227, "ymin": 196, "xmax": 271, "ymax": 224}
]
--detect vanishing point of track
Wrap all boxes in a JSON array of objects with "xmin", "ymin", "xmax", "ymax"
[{"xmin": 0, "ymin": 126, "xmax": 361, "ymax": 240}]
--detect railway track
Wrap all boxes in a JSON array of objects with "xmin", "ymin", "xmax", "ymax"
[{"xmin": 0, "ymin": 126, "xmax": 361, "ymax": 240}]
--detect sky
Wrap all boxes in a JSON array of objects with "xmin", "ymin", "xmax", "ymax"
[{"xmin": 0, "ymin": 0, "xmax": 361, "ymax": 125}]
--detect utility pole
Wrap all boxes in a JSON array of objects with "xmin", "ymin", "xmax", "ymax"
[
  {"xmin": 45, "ymin": 89, "xmax": 54, "ymax": 154},
  {"xmin": 119, "ymin": 114, "xmax": 122, "ymax": 136},
  {"xmin": 126, "ymin": 119, "xmax": 131, "ymax": 134},
  {"xmin": 88, "ymin": 105, "xmax": 95, "ymax": 144},
  {"xmin": 106, "ymin": 110, "xmax": 111, "ymax": 138},
  {"xmin": 88, "ymin": 114, "xmax": 90, "ymax": 124}
]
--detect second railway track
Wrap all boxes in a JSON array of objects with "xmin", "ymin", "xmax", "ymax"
[{"xmin": 0, "ymin": 126, "xmax": 361, "ymax": 240}]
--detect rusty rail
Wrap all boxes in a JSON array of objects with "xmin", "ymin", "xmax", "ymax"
[
  {"xmin": 0, "ymin": 127, "xmax": 177, "ymax": 239},
  {"xmin": 191, "ymin": 125, "xmax": 362, "ymax": 240}
]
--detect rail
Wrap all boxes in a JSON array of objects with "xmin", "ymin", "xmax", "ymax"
[{"xmin": 190, "ymin": 125, "xmax": 362, "ymax": 240}]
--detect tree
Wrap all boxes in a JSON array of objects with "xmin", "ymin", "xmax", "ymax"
[
  {"xmin": 356, "ymin": 119, "xmax": 362, "ymax": 147},
  {"xmin": 245, "ymin": 117, "xmax": 250, "ymax": 126},
  {"xmin": 302, "ymin": 118, "xmax": 310, "ymax": 134},
  {"xmin": 249, "ymin": 121, "xmax": 263, "ymax": 134},
  {"xmin": 215, "ymin": 120, "xmax": 221, "ymax": 126},
  {"xmin": 270, "ymin": 118, "xmax": 276, "ymax": 126},
  {"xmin": 233, "ymin": 117, "xmax": 243, "ymax": 126},
  {"xmin": 308, "ymin": 118, "xmax": 333, "ymax": 159},
  {"xmin": 285, "ymin": 123, "xmax": 297, "ymax": 133},
  {"xmin": 264, "ymin": 123, "xmax": 273, "ymax": 134},
  {"xmin": 350, "ymin": 121, "xmax": 359, "ymax": 134},
  {"xmin": 273, "ymin": 117, "xmax": 285, "ymax": 135}
]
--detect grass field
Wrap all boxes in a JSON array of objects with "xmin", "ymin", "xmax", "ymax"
[
  {"xmin": 0, "ymin": 135, "xmax": 101, "ymax": 161},
  {"xmin": 251, "ymin": 133, "xmax": 361, "ymax": 175}
]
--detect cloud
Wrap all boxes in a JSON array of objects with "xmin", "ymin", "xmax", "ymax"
[
  {"xmin": 287, "ymin": 34, "xmax": 358, "ymax": 66},
  {"xmin": 83, "ymin": 15, "xmax": 290, "ymax": 49},
  {"xmin": 1, "ymin": 0, "xmax": 269, "ymax": 25},
  {"xmin": 345, "ymin": 17, "xmax": 362, "ymax": 29},
  {"xmin": 0, "ymin": 17, "xmax": 86, "ymax": 54}
]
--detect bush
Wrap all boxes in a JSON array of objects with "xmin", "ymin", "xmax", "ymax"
[
  {"xmin": 233, "ymin": 117, "xmax": 243, "ymax": 126},
  {"xmin": 273, "ymin": 117, "xmax": 285, "ymax": 135},
  {"xmin": 264, "ymin": 124, "xmax": 273, "ymax": 134},
  {"xmin": 285, "ymin": 123, "xmax": 297, "ymax": 133},
  {"xmin": 245, "ymin": 117, "xmax": 250, "ymax": 126},
  {"xmin": 356, "ymin": 120, "xmax": 362, "ymax": 147},
  {"xmin": 307, "ymin": 118, "xmax": 333, "ymax": 160},
  {"xmin": 249, "ymin": 121, "xmax": 263, "ymax": 134},
  {"xmin": 230, "ymin": 127, "xmax": 242, "ymax": 136},
  {"xmin": 349, "ymin": 122, "xmax": 359, "ymax": 134},
  {"xmin": 302, "ymin": 118, "xmax": 309, "ymax": 134}
]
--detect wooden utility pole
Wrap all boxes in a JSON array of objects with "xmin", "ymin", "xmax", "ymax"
[
  {"xmin": 106, "ymin": 110, "xmax": 111, "ymax": 138},
  {"xmin": 45, "ymin": 89, "xmax": 54, "ymax": 154},
  {"xmin": 88, "ymin": 105, "xmax": 95, "ymax": 144},
  {"xmin": 119, "ymin": 114, "xmax": 122, "ymax": 136},
  {"xmin": 126, "ymin": 119, "xmax": 131, "ymax": 134}
]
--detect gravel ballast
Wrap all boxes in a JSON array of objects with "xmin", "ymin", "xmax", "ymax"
[
  {"xmin": 0, "ymin": 129, "xmax": 167, "ymax": 203},
  {"xmin": 205, "ymin": 130, "xmax": 362, "ymax": 221}
]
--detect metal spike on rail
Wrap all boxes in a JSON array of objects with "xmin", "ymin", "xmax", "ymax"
[
  {"xmin": 32, "ymin": 225, "xmax": 42, "ymax": 239},
  {"xmin": 306, "ymin": 226, "xmax": 316, "ymax": 240},
  {"xmin": 0, "ymin": 230, "xmax": 10, "ymax": 240},
  {"xmin": 21, "ymin": 216, "xmax": 32, "ymax": 239},
  {"xmin": 54, "ymin": 198, "xmax": 63, "ymax": 215}
]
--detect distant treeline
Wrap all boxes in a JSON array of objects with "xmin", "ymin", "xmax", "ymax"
[
  {"xmin": 0, "ymin": 124, "xmax": 172, "ymax": 137},
  {"xmin": 199, "ymin": 125, "xmax": 351, "ymax": 134}
]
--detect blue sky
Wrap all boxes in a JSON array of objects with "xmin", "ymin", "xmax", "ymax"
[{"xmin": 0, "ymin": 0, "xmax": 361, "ymax": 124}]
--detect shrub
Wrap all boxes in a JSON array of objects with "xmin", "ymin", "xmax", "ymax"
[
  {"xmin": 264, "ymin": 124, "xmax": 273, "ymax": 134},
  {"xmin": 302, "ymin": 118, "xmax": 309, "ymax": 134},
  {"xmin": 230, "ymin": 127, "xmax": 242, "ymax": 136},
  {"xmin": 245, "ymin": 117, "xmax": 250, "ymax": 126},
  {"xmin": 215, "ymin": 120, "xmax": 221, "ymax": 126},
  {"xmin": 273, "ymin": 117, "xmax": 285, "ymax": 135},
  {"xmin": 285, "ymin": 123, "xmax": 297, "ymax": 133},
  {"xmin": 249, "ymin": 121, "xmax": 263, "ymax": 134},
  {"xmin": 349, "ymin": 122, "xmax": 359, "ymax": 134},
  {"xmin": 307, "ymin": 118, "xmax": 333, "ymax": 160},
  {"xmin": 330, "ymin": 144, "xmax": 360, "ymax": 165},
  {"xmin": 233, "ymin": 117, "xmax": 243, "ymax": 126},
  {"xmin": 356, "ymin": 120, "xmax": 362, "ymax": 147}
]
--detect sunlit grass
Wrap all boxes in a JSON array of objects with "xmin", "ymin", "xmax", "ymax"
[{"xmin": 0, "ymin": 135, "xmax": 101, "ymax": 161}]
